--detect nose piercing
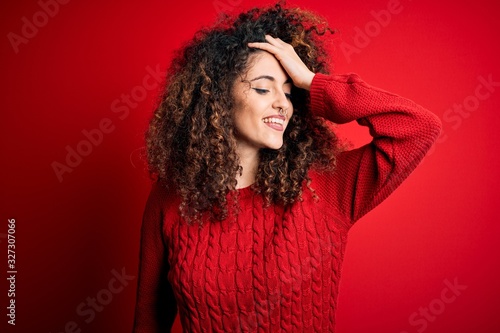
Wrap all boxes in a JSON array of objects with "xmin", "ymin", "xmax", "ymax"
[{"xmin": 279, "ymin": 108, "xmax": 287, "ymax": 117}]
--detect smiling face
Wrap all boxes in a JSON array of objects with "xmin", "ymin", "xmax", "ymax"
[{"xmin": 231, "ymin": 51, "xmax": 294, "ymax": 154}]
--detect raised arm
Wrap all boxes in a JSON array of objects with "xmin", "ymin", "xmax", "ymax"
[
  {"xmin": 309, "ymin": 73, "xmax": 442, "ymax": 223},
  {"xmin": 248, "ymin": 35, "xmax": 442, "ymax": 224},
  {"xmin": 133, "ymin": 183, "xmax": 177, "ymax": 332}
]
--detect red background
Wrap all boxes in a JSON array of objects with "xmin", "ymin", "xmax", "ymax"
[{"xmin": 1, "ymin": 0, "xmax": 499, "ymax": 332}]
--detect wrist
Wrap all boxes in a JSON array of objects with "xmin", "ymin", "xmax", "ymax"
[{"xmin": 299, "ymin": 71, "xmax": 315, "ymax": 90}]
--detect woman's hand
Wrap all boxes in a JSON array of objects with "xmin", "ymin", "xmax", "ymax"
[{"xmin": 248, "ymin": 35, "xmax": 315, "ymax": 91}]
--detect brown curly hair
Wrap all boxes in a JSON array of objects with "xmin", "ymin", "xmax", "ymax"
[{"xmin": 145, "ymin": 2, "xmax": 341, "ymax": 223}]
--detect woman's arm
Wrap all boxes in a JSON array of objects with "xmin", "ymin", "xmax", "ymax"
[
  {"xmin": 248, "ymin": 35, "xmax": 442, "ymax": 224},
  {"xmin": 309, "ymin": 73, "xmax": 442, "ymax": 223},
  {"xmin": 133, "ymin": 183, "xmax": 177, "ymax": 332}
]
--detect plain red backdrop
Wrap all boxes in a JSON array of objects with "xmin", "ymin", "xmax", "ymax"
[{"xmin": 1, "ymin": 0, "xmax": 499, "ymax": 332}]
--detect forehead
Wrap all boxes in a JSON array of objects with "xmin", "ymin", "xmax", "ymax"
[{"xmin": 244, "ymin": 51, "xmax": 290, "ymax": 82}]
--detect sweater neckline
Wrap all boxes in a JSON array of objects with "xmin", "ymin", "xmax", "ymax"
[{"xmin": 234, "ymin": 183, "xmax": 255, "ymax": 199}]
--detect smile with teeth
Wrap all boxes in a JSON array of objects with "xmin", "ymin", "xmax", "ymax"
[
  {"xmin": 262, "ymin": 117, "xmax": 285, "ymax": 125},
  {"xmin": 262, "ymin": 116, "xmax": 286, "ymax": 132}
]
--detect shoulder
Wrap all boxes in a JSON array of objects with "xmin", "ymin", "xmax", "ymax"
[
  {"xmin": 306, "ymin": 166, "xmax": 339, "ymax": 207},
  {"xmin": 145, "ymin": 181, "xmax": 182, "ymax": 225},
  {"xmin": 297, "ymin": 167, "xmax": 351, "ymax": 229}
]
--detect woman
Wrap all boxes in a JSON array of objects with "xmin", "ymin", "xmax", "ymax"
[{"xmin": 133, "ymin": 3, "xmax": 441, "ymax": 332}]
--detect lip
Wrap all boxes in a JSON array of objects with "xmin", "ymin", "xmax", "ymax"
[
  {"xmin": 262, "ymin": 114, "xmax": 286, "ymax": 131},
  {"xmin": 262, "ymin": 114, "xmax": 286, "ymax": 121}
]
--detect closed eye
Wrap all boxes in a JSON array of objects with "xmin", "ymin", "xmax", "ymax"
[
  {"xmin": 252, "ymin": 88, "xmax": 269, "ymax": 95},
  {"xmin": 252, "ymin": 87, "xmax": 292, "ymax": 100}
]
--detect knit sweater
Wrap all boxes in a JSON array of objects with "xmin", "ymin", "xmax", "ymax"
[{"xmin": 132, "ymin": 73, "xmax": 442, "ymax": 333}]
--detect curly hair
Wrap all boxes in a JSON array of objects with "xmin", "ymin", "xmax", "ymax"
[{"xmin": 145, "ymin": 2, "xmax": 341, "ymax": 223}]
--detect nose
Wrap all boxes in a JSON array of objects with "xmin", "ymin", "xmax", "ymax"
[{"xmin": 272, "ymin": 90, "xmax": 292, "ymax": 115}]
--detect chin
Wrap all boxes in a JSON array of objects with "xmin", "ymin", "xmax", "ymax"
[{"xmin": 264, "ymin": 140, "xmax": 284, "ymax": 150}]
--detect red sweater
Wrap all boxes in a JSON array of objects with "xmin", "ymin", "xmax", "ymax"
[{"xmin": 133, "ymin": 73, "xmax": 442, "ymax": 332}]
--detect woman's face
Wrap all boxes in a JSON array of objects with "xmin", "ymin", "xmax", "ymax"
[{"xmin": 231, "ymin": 51, "xmax": 294, "ymax": 153}]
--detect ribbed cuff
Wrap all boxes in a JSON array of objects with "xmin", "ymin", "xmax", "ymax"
[
  {"xmin": 309, "ymin": 73, "xmax": 330, "ymax": 119},
  {"xmin": 309, "ymin": 72, "xmax": 365, "ymax": 123}
]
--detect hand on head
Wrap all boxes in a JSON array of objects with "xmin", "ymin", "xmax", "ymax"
[{"xmin": 248, "ymin": 35, "xmax": 315, "ymax": 91}]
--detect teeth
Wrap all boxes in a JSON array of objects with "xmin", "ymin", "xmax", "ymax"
[{"xmin": 262, "ymin": 117, "xmax": 284, "ymax": 125}]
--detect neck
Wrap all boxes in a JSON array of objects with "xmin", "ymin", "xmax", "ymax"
[{"xmin": 235, "ymin": 144, "xmax": 259, "ymax": 189}]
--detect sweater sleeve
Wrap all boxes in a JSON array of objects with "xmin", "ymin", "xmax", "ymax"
[
  {"xmin": 309, "ymin": 73, "xmax": 442, "ymax": 223},
  {"xmin": 133, "ymin": 182, "xmax": 178, "ymax": 332}
]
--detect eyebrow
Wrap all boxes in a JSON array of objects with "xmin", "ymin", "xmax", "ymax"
[{"xmin": 250, "ymin": 75, "xmax": 292, "ymax": 84}]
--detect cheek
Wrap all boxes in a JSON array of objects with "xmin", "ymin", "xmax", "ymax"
[
  {"xmin": 233, "ymin": 97, "xmax": 263, "ymax": 126},
  {"xmin": 234, "ymin": 107, "xmax": 258, "ymax": 135},
  {"xmin": 233, "ymin": 111, "xmax": 245, "ymax": 133},
  {"xmin": 231, "ymin": 92, "xmax": 247, "ymax": 129}
]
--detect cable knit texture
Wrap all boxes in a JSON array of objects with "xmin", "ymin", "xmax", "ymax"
[{"xmin": 133, "ymin": 73, "xmax": 442, "ymax": 332}]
